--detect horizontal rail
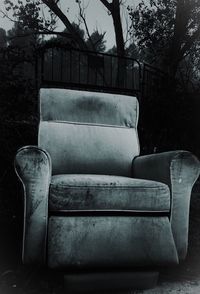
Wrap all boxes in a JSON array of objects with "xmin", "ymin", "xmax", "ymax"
[{"xmin": 39, "ymin": 46, "xmax": 142, "ymax": 96}]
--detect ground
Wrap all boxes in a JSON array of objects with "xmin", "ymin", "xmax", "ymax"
[{"xmin": 0, "ymin": 186, "xmax": 200, "ymax": 293}]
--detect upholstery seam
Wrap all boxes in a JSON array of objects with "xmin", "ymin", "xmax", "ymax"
[
  {"xmin": 50, "ymin": 185, "xmax": 169, "ymax": 190},
  {"xmin": 49, "ymin": 209, "xmax": 170, "ymax": 213},
  {"xmin": 42, "ymin": 120, "xmax": 134, "ymax": 129}
]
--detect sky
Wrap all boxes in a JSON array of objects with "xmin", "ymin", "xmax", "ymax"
[{"xmin": 0, "ymin": 0, "xmax": 140, "ymax": 49}]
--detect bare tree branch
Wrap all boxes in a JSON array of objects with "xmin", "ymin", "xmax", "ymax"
[
  {"xmin": 180, "ymin": 27, "xmax": 200, "ymax": 57},
  {"xmin": 99, "ymin": 0, "xmax": 112, "ymax": 11},
  {"xmin": 0, "ymin": 9, "xmax": 18, "ymax": 23},
  {"xmin": 76, "ymin": 0, "xmax": 96, "ymax": 51},
  {"xmin": 42, "ymin": 0, "xmax": 87, "ymax": 49},
  {"xmin": 99, "ymin": 0, "xmax": 124, "ymax": 56}
]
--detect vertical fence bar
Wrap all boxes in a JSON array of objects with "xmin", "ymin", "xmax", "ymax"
[
  {"xmin": 110, "ymin": 56, "xmax": 112, "ymax": 87},
  {"xmin": 78, "ymin": 51, "xmax": 81, "ymax": 84},
  {"xmin": 116, "ymin": 58, "xmax": 119, "ymax": 87},
  {"xmin": 138, "ymin": 62, "xmax": 142, "ymax": 94},
  {"xmin": 35, "ymin": 50, "xmax": 38, "ymax": 90},
  {"xmin": 125, "ymin": 59, "xmax": 127, "ymax": 89},
  {"xmin": 41, "ymin": 49, "xmax": 44, "ymax": 86},
  {"xmin": 95, "ymin": 53, "xmax": 97, "ymax": 86},
  {"xmin": 69, "ymin": 49, "xmax": 72, "ymax": 82},
  {"xmin": 141, "ymin": 64, "xmax": 146, "ymax": 100},
  {"xmin": 103, "ymin": 55, "xmax": 105, "ymax": 86},
  {"xmin": 60, "ymin": 48, "xmax": 63, "ymax": 82},
  {"xmin": 51, "ymin": 47, "xmax": 54, "ymax": 81},
  {"xmin": 132, "ymin": 60, "xmax": 134, "ymax": 90},
  {"xmin": 87, "ymin": 54, "xmax": 89, "ymax": 84},
  {"xmin": 145, "ymin": 65, "xmax": 148, "ymax": 98}
]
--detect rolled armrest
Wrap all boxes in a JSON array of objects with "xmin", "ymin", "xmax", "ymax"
[
  {"xmin": 132, "ymin": 150, "xmax": 200, "ymax": 260},
  {"xmin": 14, "ymin": 145, "xmax": 51, "ymax": 265}
]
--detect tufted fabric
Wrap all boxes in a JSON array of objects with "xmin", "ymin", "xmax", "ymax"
[
  {"xmin": 38, "ymin": 89, "xmax": 139, "ymax": 176},
  {"xmin": 49, "ymin": 174, "xmax": 170, "ymax": 212}
]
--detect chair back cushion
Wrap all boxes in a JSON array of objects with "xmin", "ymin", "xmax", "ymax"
[{"xmin": 38, "ymin": 88, "xmax": 140, "ymax": 176}]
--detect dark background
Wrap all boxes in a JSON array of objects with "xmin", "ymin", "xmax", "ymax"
[{"xmin": 0, "ymin": 0, "xmax": 200, "ymax": 292}]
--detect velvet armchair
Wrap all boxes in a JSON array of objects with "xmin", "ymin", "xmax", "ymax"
[{"xmin": 14, "ymin": 88, "xmax": 200, "ymax": 291}]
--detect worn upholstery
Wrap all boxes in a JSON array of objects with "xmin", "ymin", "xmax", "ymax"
[
  {"xmin": 15, "ymin": 146, "xmax": 51, "ymax": 265},
  {"xmin": 14, "ymin": 88, "xmax": 200, "ymax": 271},
  {"xmin": 132, "ymin": 151, "xmax": 200, "ymax": 260},
  {"xmin": 39, "ymin": 89, "xmax": 139, "ymax": 176},
  {"xmin": 40, "ymin": 88, "xmax": 138, "ymax": 126},
  {"xmin": 49, "ymin": 174, "xmax": 170, "ymax": 212},
  {"xmin": 48, "ymin": 216, "xmax": 178, "ymax": 269}
]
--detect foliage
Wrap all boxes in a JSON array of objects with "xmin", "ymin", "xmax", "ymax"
[
  {"xmin": 4, "ymin": 0, "xmax": 56, "ymax": 32},
  {"xmin": 127, "ymin": 0, "xmax": 200, "ymax": 155},
  {"xmin": 129, "ymin": 0, "xmax": 200, "ymax": 79},
  {"xmin": 0, "ymin": 28, "xmax": 7, "ymax": 47},
  {"xmin": 0, "ymin": 46, "xmax": 37, "ymax": 122},
  {"xmin": 0, "ymin": 18, "xmax": 38, "ymax": 123},
  {"xmin": 129, "ymin": 0, "xmax": 175, "ymax": 62},
  {"xmin": 86, "ymin": 30, "xmax": 106, "ymax": 52},
  {"xmin": 3, "ymin": 0, "xmax": 108, "ymax": 52}
]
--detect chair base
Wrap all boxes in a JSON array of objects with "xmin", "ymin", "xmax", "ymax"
[{"xmin": 64, "ymin": 271, "xmax": 159, "ymax": 293}]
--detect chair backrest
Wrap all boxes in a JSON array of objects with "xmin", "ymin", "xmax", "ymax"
[{"xmin": 38, "ymin": 88, "xmax": 140, "ymax": 176}]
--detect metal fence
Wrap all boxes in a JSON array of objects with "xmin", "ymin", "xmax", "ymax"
[
  {"xmin": 38, "ymin": 46, "xmax": 142, "ymax": 97},
  {"xmin": 141, "ymin": 63, "xmax": 170, "ymax": 100}
]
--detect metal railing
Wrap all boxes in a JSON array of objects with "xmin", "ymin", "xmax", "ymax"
[
  {"xmin": 142, "ymin": 63, "xmax": 169, "ymax": 100},
  {"xmin": 39, "ymin": 46, "xmax": 142, "ymax": 96}
]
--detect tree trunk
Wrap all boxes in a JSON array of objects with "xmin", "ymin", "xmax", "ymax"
[
  {"xmin": 167, "ymin": 0, "xmax": 188, "ymax": 77},
  {"xmin": 100, "ymin": 0, "xmax": 126, "ymax": 87},
  {"xmin": 112, "ymin": 1, "xmax": 125, "ymax": 57},
  {"xmin": 111, "ymin": 1, "xmax": 126, "ymax": 87}
]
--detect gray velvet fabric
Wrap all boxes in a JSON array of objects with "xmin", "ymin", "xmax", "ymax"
[
  {"xmin": 39, "ymin": 122, "xmax": 139, "ymax": 176},
  {"xmin": 39, "ymin": 89, "xmax": 139, "ymax": 176},
  {"xmin": 14, "ymin": 89, "xmax": 200, "ymax": 270},
  {"xmin": 40, "ymin": 88, "xmax": 139, "ymax": 127},
  {"xmin": 49, "ymin": 174, "xmax": 170, "ymax": 212},
  {"xmin": 14, "ymin": 146, "xmax": 51, "ymax": 265},
  {"xmin": 48, "ymin": 216, "xmax": 178, "ymax": 269},
  {"xmin": 132, "ymin": 151, "xmax": 200, "ymax": 260}
]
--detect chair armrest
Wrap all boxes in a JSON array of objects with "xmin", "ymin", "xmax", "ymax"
[
  {"xmin": 14, "ymin": 145, "xmax": 51, "ymax": 265},
  {"xmin": 132, "ymin": 150, "xmax": 200, "ymax": 260}
]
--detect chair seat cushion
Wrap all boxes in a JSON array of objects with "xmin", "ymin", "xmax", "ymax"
[{"xmin": 49, "ymin": 174, "xmax": 170, "ymax": 212}]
